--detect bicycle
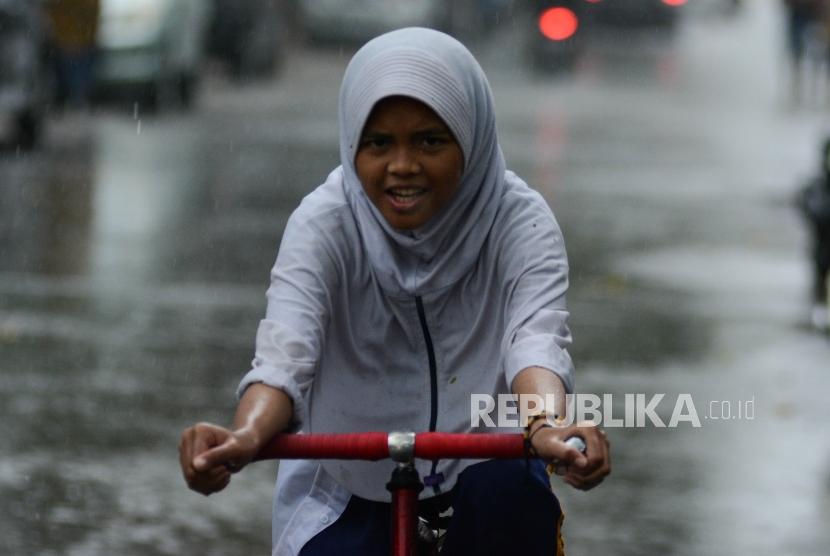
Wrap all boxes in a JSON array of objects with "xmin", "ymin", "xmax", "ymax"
[{"xmin": 253, "ymin": 431, "xmax": 586, "ymax": 556}]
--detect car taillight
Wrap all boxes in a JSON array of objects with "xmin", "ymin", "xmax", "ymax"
[
  {"xmin": 661, "ymin": 0, "xmax": 687, "ymax": 6},
  {"xmin": 538, "ymin": 7, "xmax": 579, "ymax": 41}
]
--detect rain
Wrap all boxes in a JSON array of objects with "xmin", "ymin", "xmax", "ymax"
[{"xmin": 1, "ymin": 0, "xmax": 829, "ymax": 554}]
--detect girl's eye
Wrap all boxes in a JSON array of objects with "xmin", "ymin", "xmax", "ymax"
[
  {"xmin": 361, "ymin": 136, "xmax": 390, "ymax": 149},
  {"xmin": 421, "ymin": 136, "xmax": 445, "ymax": 148}
]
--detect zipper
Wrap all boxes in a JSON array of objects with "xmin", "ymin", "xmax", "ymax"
[
  {"xmin": 415, "ymin": 295, "xmax": 443, "ymax": 492},
  {"xmin": 415, "ymin": 296, "xmax": 438, "ymax": 432}
]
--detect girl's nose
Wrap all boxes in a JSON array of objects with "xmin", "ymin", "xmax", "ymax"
[{"xmin": 388, "ymin": 147, "xmax": 420, "ymax": 175}]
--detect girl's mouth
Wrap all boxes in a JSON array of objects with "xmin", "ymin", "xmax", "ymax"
[{"xmin": 385, "ymin": 187, "xmax": 428, "ymax": 211}]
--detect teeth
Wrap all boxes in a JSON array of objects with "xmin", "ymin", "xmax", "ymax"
[{"xmin": 388, "ymin": 188, "xmax": 424, "ymax": 198}]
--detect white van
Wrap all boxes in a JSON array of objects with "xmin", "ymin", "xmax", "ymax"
[{"xmin": 95, "ymin": 0, "xmax": 212, "ymax": 109}]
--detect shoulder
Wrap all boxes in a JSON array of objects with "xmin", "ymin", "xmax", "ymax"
[
  {"xmin": 284, "ymin": 168, "xmax": 357, "ymax": 244},
  {"xmin": 278, "ymin": 167, "xmax": 357, "ymax": 270},
  {"xmin": 494, "ymin": 171, "xmax": 561, "ymax": 225},
  {"xmin": 489, "ymin": 170, "xmax": 566, "ymax": 254},
  {"xmin": 289, "ymin": 167, "xmax": 351, "ymax": 229}
]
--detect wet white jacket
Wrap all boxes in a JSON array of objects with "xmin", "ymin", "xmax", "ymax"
[{"xmin": 237, "ymin": 166, "xmax": 573, "ymax": 554}]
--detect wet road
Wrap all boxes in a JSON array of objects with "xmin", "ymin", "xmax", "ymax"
[{"xmin": 2, "ymin": 2, "xmax": 830, "ymax": 554}]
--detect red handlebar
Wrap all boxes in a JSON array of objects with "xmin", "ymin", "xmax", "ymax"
[
  {"xmin": 254, "ymin": 432, "xmax": 527, "ymax": 462},
  {"xmin": 414, "ymin": 432, "xmax": 525, "ymax": 459},
  {"xmin": 254, "ymin": 432, "xmax": 391, "ymax": 461}
]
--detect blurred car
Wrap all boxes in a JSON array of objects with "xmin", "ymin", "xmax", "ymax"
[
  {"xmin": 0, "ymin": 0, "xmax": 50, "ymax": 149},
  {"xmin": 527, "ymin": 0, "xmax": 687, "ymax": 72},
  {"xmin": 526, "ymin": 0, "xmax": 587, "ymax": 72},
  {"xmin": 299, "ymin": 0, "xmax": 451, "ymax": 44},
  {"xmin": 95, "ymin": 0, "xmax": 211, "ymax": 109},
  {"xmin": 590, "ymin": 0, "xmax": 686, "ymax": 28},
  {"xmin": 207, "ymin": 0, "xmax": 283, "ymax": 79}
]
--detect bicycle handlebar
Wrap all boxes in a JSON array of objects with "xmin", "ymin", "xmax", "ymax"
[
  {"xmin": 254, "ymin": 432, "xmax": 586, "ymax": 462},
  {"xmin": 413, "ymin": 432, "xmax": 526, "ymax": 459},
  {"xmin": 254, "ymin": 432, "xmax": 391, "ymax": 461}
]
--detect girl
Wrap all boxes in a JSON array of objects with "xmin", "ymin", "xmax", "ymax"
[{"xmin": 180, "ymin": 27, "xmax": 610, "ymax": 555}]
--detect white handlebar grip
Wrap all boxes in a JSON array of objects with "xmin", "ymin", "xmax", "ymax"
[{"xmin": 564, "ymin": 436, "xmax": 586, "ymax": 453}]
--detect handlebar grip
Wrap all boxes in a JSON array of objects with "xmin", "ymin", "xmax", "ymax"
[{"xmin": 564, "ymin": 436, "xmax": 586, "ymax": 453}]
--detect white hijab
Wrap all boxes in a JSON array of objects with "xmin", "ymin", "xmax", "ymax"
[{"xmin": 338, "ymin": 27, "xmax": 507, "ymax": 296}]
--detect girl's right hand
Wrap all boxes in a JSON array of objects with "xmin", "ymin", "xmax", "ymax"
[{"xmin": 178, "ymin": 422, "xmax": 261, "ymax": 496}]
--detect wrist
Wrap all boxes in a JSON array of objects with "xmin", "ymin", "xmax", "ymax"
[
  {"xmin": 525, "ymin": 411, "xmax": 564, "ymax": 434},
  {"xmin": 232, "ymin": 426, "xmax": 265, "ymax": 451}
]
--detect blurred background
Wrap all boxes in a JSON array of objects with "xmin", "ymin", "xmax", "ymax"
[{"xmin": 2, "ymin": 0, "xmax": 830, "ymax": 554}]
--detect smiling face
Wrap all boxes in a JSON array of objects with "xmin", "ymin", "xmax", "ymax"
[{"xmin": 355, "ymin": 96, "xmax": 464, "ymax": 231}]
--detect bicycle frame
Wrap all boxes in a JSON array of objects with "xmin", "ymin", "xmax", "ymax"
[{"xmin": 254, "ymin": 432, "xmax": 584, "ymax": 556}]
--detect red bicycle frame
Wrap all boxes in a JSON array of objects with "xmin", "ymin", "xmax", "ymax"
[{"xmin": 254, "ymin": 432, "xmax": 582, "ymax": 556}]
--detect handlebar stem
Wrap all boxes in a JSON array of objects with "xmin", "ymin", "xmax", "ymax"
[
  {"xmin": 388, "ymin": 431, "xmax": 416, "ymax": 463},
  {"xmin": 386, "ymin": 463, "xmax": 423, "ymax": 556}
]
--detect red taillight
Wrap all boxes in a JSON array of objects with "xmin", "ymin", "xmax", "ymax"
[
  {"xmin": 538, "ymin": 7, "xmax": 579, "ymax": 41},
  {"xmin": 661, "ymin": 0, "xmax": 687, "ymax": 6}
]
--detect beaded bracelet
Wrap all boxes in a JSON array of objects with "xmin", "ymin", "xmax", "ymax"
[{"xmin": 524, "ymin": 422, "xmax": 552, "ymax": 457}]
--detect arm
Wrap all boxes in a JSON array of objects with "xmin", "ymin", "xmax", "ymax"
[
  {"xmin": 179, "ymin": 205, "xmax": 341, "ymax": 496},
  {"xmin": 179, "ymin": 384, "xmax": 293, "ymax": 496},
  {"xmin": 499, "ymin": 187, "xmax": 609, "ymax": 490}
]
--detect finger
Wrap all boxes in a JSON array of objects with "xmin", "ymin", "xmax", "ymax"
[
  {"xmin": 224, "ymin": 459, "xmax": 245, "ymax": 474},
  {"xmin": 180, "ymin": 423, "xmax": 236, "ymax": 492},
  {"xmin": 179, "ymin": 427, "xmax": 194, "ymax": 475},
  {"xmin": 564, "ymin": 473, "xmax": 603, "ymax": 491},
  {"xmin": 597, "ymin": 430, "xmax": 611, "ymax": 473},
  {"xmin": 186, "ymin": 423, "xmax": 235, "ymax": 471},
  {"xmin": 553, "ymin": 433, "xmax": 589, "ymax": 468},
  {"xmin": 572, "ymin": 423, "xmax": 607, "ymax": 474},
  {"xmin": 560, "ymin": 446, "xmax": 588, "ymax": 469},
  {"xmin": 532, "ymin": 427, "xmax": 587, "ymax": 466},
  {"xmin": 551, "ymin": 464, "xmax": 602, "ymax": 490},
  {"xmin": 194, "ymin": 437, "xmax": 243, "ymax": 472},
  {"xmin": 567, "ymin": 458, "xmax": 609, "ymax": 486},
  {"xmin": 207, "ymin": 465, "xmax": 231, "ymax": 481},
  {"xmin": 180, "ymin": 427, "xmax": 203, "ymax": 484},
  {"xmin": 191, "ymin": 423, "xmax": 231, "ymax": 457},
  {"xmin": 565, "ymin": 462, "xmax": 609, "ymax": 487},
  {"xmin": 565, "ymin": 442, "xmax": 610, "ymax": 488},
  {"xmin": 589, "ymin": 428, "xmax": 611, "ymax": 475},
  {"xmin": 566, "ymin": 456, "xmax": 610, "ymax": 488},
  {"xmin": 194, "ymin": 469, "xmax": 232, "ymax": 496},
  {"xmin": 188, "ymin": 460, "xmax": 232, "ymax": 494},
  {"xmin": 212, "ymin": 472, "xmax": 232, "ymax": 494},
  {"xmin": 555, "ymin": 458, "xmax": 603, "ymax": 486}
]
